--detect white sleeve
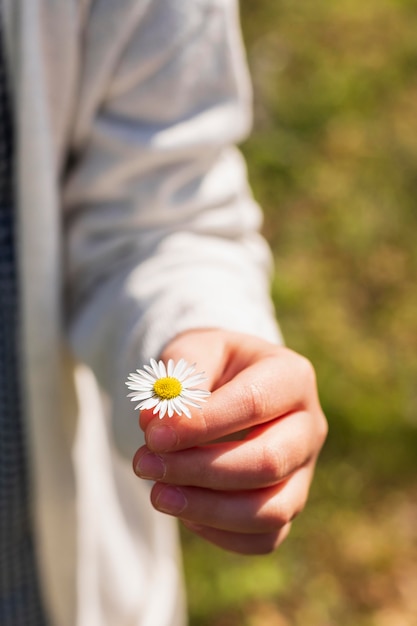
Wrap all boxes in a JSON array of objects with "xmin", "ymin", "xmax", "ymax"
[{"xmin": 63, "ymin": 0, "xmax": 282, "ymax": 458}]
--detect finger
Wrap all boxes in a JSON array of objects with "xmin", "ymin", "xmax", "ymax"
[
  {"xmin": 181, "ymin": 521, "xmax": 292, "ymax": 555},
  {"xmin": 138, "ymin": 330, "xmax": 228, "ymax": 432},
  {"xmin": 149, "ymin": 465, "xmax": 313, "ymax": 534},
  {"xmin": 143, "ymin": 350, "xmax": 320, "ymax": 452},
  {"xmin": 134, "ymin": 410, "xmax": 321, "ymax": 490}
]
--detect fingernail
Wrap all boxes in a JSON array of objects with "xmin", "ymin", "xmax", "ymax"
[
  {"xmin": 147, "ymin": 425, "xmax": 178, "ymax": 452},
  {"xmin": 155, "ymin": 486, "xmax": 187, "ymax": 515},
  {"xmin": 135, "ymin": 452, "xmax": 166, "ymax": 480}
]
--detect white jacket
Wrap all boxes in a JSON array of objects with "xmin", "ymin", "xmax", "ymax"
[{"xmin": 3, "ymin": 1, "xmax": 281, "ymax": 624}]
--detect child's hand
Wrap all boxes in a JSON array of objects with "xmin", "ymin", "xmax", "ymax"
[{"xmin": 133, "ymin": 329, "xmax": 328, "ymax": 555}]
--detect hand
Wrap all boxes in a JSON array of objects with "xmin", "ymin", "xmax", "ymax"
[{"xmin": 133, "ymin": 329, "xmax": 328, "ymax": 555}]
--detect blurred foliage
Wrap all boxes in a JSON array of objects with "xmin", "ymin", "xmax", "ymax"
[{"xmin": 182, "ymin": 1, "xmax": 417, "ymax": 625}]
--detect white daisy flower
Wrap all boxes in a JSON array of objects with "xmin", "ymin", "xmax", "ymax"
[{"xmin": 126, "ymin": 358, "xmax": 211, "ymax": 419}]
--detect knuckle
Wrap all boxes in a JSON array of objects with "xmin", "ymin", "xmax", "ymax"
[
  {"xmin": 317, "ymin": 411, "xmax": 329, "ymax": 447},
  {"xmin": 256, "ymin": 494, "xmax": 293, "ymax": 533},
  {"xmin": 255, "ymin": 526, "xmax": 292, "ymax": 555},
  {"xmin": 298, "ymin": 355, "xmax": 317, "ymax": 387},
  {"xmin": 197, "ymin": 406, "xmax": 211, "ymax": 442},
  {"xmin": 274, "ymin": 498, "xmax": 294, "ymax": 528},
  {"xmin": 289, "ymin": 497, "xmax": 307, "ymax": 522},
  {"xmin": 270, "ymin": 489, "xmax": 306, "ymax": 529},
  {"xmin": 257, "ymin": 443, "xmax": 286, "ymax": 485},
  {"xmin": 245, "ymin": 381, "xmax": 267, "ymax": 422}
]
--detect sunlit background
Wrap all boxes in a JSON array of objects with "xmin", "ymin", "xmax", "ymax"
[{"xmin": 181, "ymin": 1, "xmax": 417, "ymax": 624}]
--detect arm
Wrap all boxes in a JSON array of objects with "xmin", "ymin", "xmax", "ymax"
[
  {"xmin": 64, "ymin": 1, "xmax": 327, "ymax": 555},
  {"xmin": 64, "ymin": 0, "xmax": 282, "ymax": 458}
]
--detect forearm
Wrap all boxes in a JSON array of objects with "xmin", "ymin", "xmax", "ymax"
[{"xmin": 63, "ymin": 0, "xmax": 282, "ymax": 457}]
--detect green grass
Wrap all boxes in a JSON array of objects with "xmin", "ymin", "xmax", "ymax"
[{"xmin": 181, "ymin": 1, "xmax": 417, "ymax": 624}]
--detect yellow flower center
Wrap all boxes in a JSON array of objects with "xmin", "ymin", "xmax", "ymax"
[{"xmin": 153, "ymin": 377, "xmax": 182, "ymax": 400}]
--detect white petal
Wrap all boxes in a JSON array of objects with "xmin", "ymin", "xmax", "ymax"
[
  {"xmin": 181, "ymin": 389, "xmax": 209, "ymax": 401},
  {"xmin": 127, "ymin": 380, "xmax": 148, "ymax": 388},
  {"xmin": 126, "ymin": 377, "xmax": 154, "ymax": 389},
  {"xmin": 158, "ymin": 400, "xmax": 168, "ymax": 419},
  {"xmin": 153, "ymin": 400, "xmax": 163, "ymax": 415},
  {"xmin": 131, "ymin": 370, "xmax": 156, "ymax": 384},
  {"xmin": 167, "ymin": 401, "xmax": 174, "ymax": 418},
  {"xmin": 182, "ymin": 374, "xmax": 207, "ymax": 388},
  {"xmin": 126, "ymin": 373, "xmax": 149, "ymax": 384},
  {"xmin": 158, "ymin": 360, "xmax": 167, "ymax": 377},
  {"xmin": 140, "ymin": 397, "xmax": 160, "ymax": 410},
  {"xmin": 173, "ymin": 359, "xmax": 187, "ymax": 379},
  {"xmin": 127, "ymin": 390, "xmax": 154, "ymax": 401},
  {"xmin": 142, "ymin": 365, "xmax": 156, "ymax": 377},
  {"xmin": 127, "ymin": 387, "xmax": 153, "ymax": 398},
  {"xmin": 182, "ymin": 404, "xmax": 192, "ymax": 419},
  {"xmin": 183, "ymin": 389, "xmax": 211, "ymax": 399},
  {"xmin": 167, "ymin": 359, "xmax": 174, "ymax": 377},
  {"xmin": 170, "ymin": 398, "xmax": 183, "ymax": 416},
  {"xmin": 126, "ymin": 383, "xmax": 154, "ymax": 393},
  {"xmin": 181, "ymin": 397, "xmax": 203, "ymax": 409},
  {"xmin": 178, "ymin": 363, "xmax": 196, "ymax": 381},
  {"xmin": 150, "ymin": 359, "xmax": 161, "ymax": 377}
]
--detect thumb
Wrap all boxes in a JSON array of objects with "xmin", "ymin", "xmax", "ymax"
[
  {"xmin": 138, "ymin": 329, "xmax": 225, "ymax": 432},
  {"xmin": 160, "ymin": 329, "xmax": 226, "ymax": 386}
]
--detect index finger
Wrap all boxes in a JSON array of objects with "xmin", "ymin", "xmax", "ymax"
[{"xmin": 143, "ymin": 350, "xmax": 317, "ymax": 452}]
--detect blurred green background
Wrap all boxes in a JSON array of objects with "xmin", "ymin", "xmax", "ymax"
[{"xmin": 181, "ymin": 1, "xmax": 417, "ymax": 624}]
